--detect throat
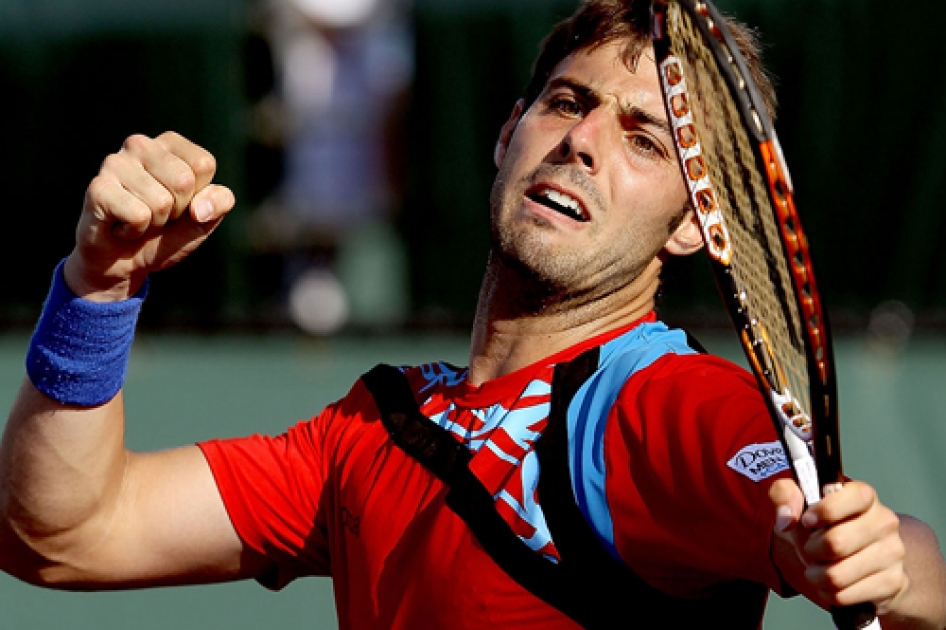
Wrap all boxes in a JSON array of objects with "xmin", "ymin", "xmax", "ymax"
[{"xmin": 471, "ymin": 253, "xmax": 664, "ymax": 376}]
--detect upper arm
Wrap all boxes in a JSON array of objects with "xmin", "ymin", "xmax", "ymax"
[
  {"xmin": 27, "ymin": 392, "xmax": 341, "ymax": 591},
  {"xmin": 604, "ymin": 353, "xmax": 790, "ymax": 592},
  {"xmin": 1, "ymin": 378, "xmax": 268, "ymax": 590},
  {"xmin": 35, "ymin": 445, "xmax": 267, "ymax": 589}
]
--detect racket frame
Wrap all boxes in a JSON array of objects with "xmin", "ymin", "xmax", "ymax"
[
  {"xmin": 650, "ymin": 2, "xmax": 878, "ymax": 627},
  {"xmin": 650, "ymin": 0, "xmax": 843, "ymax": 496}
]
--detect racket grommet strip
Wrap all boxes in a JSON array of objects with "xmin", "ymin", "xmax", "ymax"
[{"xmin": 658, "ymin": 53, "xmax": 732, "ymax": 265}]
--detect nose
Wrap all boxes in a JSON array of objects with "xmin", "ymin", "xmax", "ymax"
[{"xmin": 555, "ymin": 108, "xmax": 607, "ymax": 173}]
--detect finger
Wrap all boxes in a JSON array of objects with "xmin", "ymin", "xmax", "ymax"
[
  {"xmin": 120, "ymin": 134, "xmax": 198, "ymax": 221},
  {"xmin": 85, "ymin": 173, "xmax": 153, "ymax": 239},
  {"xmin": 769, "ymin": 478, "xmax": 805, "ymax": 533},
  {"xmin": 805, "ymin": 508, "xmax": 902, "ymax": 562},
  {"xmin": 802, "ymin": 481, "xmax": 877, "ymax": 529},
  {"xmin": 806, "ymin": 548, "xmax": 907, "ymax": 610},
  {"xmin": 189, "ymin": 184, "xmax": 236, "ymax": 224},
  {"xmin": 834, "ymin": 569, "xmax": 907, "ymax": 615},
  {"xmin": 155, "ymin": 131, "xmax": 217, "ymax": 195},
  {"xmin": 100, "ymin": 152, "xmax": 176, "ymax": 228}
]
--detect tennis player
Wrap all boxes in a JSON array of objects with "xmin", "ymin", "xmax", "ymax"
[{"xmin": 2, "ymin": 1, "xmax": 944, "ymax": 627}]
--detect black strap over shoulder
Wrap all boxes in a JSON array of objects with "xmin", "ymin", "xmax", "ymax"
[
  {"xmin": 361, "ymin": 357, "xmax": 767, "ymax": 628},
  {"xmin": 362, "ymin": 364, "xmax": 472, "ymax": 484},
  {"xmin": 362, "ymin": 364, "xmax": 573, "ymax": 612}
]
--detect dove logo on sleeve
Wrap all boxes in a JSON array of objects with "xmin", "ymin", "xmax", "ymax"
[{"xmin": 727, "ymin": 440, "xmax": 789, "ymax": 482}]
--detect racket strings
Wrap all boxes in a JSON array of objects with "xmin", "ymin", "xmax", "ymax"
[{"xmin": 665, "ymin": 4, "xmax": 811, "ymax": 413}]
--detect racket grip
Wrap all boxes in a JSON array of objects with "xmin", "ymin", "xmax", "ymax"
[{"xmin": 831, "ymin": 602, "xmax": 879, "ymax": 629}]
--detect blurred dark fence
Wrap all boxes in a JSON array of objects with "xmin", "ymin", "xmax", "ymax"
[
  {"xmin": 0, "ymin": 0, "xmax": 249, "ymax": 330},
  {"xmin": 405, "ymin": 0, "xmax": 946, "ymax": 333},
  {"xmin": 2, "ymin": 0, "xmax": 946, "ymax": 333}
]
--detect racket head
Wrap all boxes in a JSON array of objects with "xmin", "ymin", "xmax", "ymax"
[{"xmin": 650, "ymin": 0, "xmax": 843, "ymax": 492}]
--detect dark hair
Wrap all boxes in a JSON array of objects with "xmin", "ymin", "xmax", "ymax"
[{"xmin": 522, "ymin": 0, "xmax": 777, "ymax": 119}]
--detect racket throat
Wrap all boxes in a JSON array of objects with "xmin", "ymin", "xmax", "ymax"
[{"xmin": 783, "ymin": 430, "xmax": 820, "ymax": 505}]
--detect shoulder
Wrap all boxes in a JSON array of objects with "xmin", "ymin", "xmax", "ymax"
[
  {"xmin": 591, "ymin": 320, "xmax": 760, "ymax": 415},
  {"xmin": 605, "ymin": 334, "xmax": 774, "ymax": 467},
  {"xmin": 621, "ymin": 349, "xmax": 760, "ymax": 410},
  {"xmin": 575, "ymin": 320, "xmax": 757, "ymax": 416}
]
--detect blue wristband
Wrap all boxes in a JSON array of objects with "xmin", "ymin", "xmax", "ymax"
[{"xmin": 26, "ymin": 260, "xmax": 148, "ymax": 407}]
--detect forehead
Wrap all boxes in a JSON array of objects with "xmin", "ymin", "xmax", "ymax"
[{"xmin": 546, "ymin": 40, "xmax": 662, "ymax": 112}]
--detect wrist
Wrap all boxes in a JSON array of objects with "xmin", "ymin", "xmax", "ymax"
[
  {"xmin": 63, "ymin": 254, "xmax": 147, "ymax": 303},
  {"xmin": 26, "ymin": 259, "xmax": 148, "ymax": 407}
]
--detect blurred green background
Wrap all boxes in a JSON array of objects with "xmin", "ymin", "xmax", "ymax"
[
  {"xmin": 2, "ymin": 0, "xmax": 946, "ymax": 331},
  {"xmin": 2, "ymin": 0, "xmax": 945, "ymax": 628}
]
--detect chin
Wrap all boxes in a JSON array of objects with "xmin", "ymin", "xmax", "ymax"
[{"xmin": 493, "ymin": 237, "xmax": 581, "ymax": 290}]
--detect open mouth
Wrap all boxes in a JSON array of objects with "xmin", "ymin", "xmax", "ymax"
[{"xmin": 526, "ymin": 187, "xmax": 590, "ymax": 222}]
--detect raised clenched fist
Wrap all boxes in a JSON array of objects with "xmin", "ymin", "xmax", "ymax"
[{"xmin": 64, "ymin": 131, "xmax": 236, "ymax": 302}]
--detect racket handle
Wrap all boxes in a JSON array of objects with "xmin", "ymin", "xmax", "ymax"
[{"xmin": 831, "ymin": 602, "xmax": 880, "ymax": 629}]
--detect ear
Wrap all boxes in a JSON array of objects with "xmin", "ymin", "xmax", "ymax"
[
  {"xmin": 494, "ymin": 99, "xmax": 526, "ymax": 168},
  {"xmin": 664, "ymin": 208, "xmax": 704, "ymax": 257}
]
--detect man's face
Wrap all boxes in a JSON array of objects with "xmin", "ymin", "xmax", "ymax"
[{"xmin": 489, "ymin": 40, "xmax": 696, "ymax": 302}]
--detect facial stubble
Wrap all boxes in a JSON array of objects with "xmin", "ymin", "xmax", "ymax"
[{"xmin": 488, "ymin": 161, "xmax": 670, "ymax": 313}]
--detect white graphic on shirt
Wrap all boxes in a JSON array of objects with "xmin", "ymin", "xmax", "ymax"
[
  {"xmin": 494, "ymin": 450, "xmax": 553, "ymax": 553},
  {"xmin": 727, "ymin": 440, "xmax": 789, "ymax": 482},
  {"xmin": 417, "ymin": 362, "xmax": 559, "ymax": 561}
]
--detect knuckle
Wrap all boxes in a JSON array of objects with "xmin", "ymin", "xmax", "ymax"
[
  {"xmin": 857, "ymin": 482, "xmax": 877, "ymax": 505},
  {"xmin": 881, "ymin": 567, "xmax": 906, "ymax": 595},
  {"xmin": 87, "ymin": 175, "xmax": 113, "ymax": 201},
  {"xmin": 169, "ymin": 167, "xmax": 196, "ymax": 195},
  {"xmin": 884, "ymin": 565, "xmax": 909, "ymax": 596},
  {"xmin": 129, "ymin": 203, "xmax": 152, "ymax": 225},
  {"xmin": 819, "ymin": 503, "xmax": 842, "ymax": 524},
  {"xmin": 158, "ymin": 130, "xmax": 182, "ymax": 143},
  {"xmin": 192, "ymin": 153, "xmax": 217, "ymax": 177},
  {"xmin": 123, "ymin": 133, "xmax": 153, "ymax": 153},
  {"xmin": 821, "ymin": 530, "xmax": 848, "ymax": 558},
  {"xmin": 155, "ymin": 189, "xmax": 175, "ymax": 214},
  {"xmin": 880, "ymin": 509, "xmax": 901, "ymax": 534},
  {"xmin": 101, "ymin": 152, "xmax": 126, "ymax": 173}
]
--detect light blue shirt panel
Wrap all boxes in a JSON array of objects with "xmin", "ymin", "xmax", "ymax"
[{"xmin": 567, "ymin": 321, "xmax": 698, "ymax": 560}]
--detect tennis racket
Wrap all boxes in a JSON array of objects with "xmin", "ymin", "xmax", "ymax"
[{"xmin": 650, "ymin": 1, "xmax": 879, "ymax": 628}]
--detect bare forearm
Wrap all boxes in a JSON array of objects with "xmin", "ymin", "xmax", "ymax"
[
  {"xmin": 0, "ymin": 378, "xmax": 128, "ymax": 578},
  {"xmin": 880, "ymin": 515, "xmax": 946, "ymax": 630},
  {"xmin": 770, "ymin": 480, "xmax": 946, "ymax": 629},
  {"xmin": 0, "ymin": 133, "xmax": 248, "ymax": 590}
]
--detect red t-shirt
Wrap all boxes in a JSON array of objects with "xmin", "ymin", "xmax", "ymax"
[{"xmin": 199, "ymin": 316, "xmax": 791, "ymax": 629}]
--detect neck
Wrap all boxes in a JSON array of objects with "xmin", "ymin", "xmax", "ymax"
[{"xmin": 467, "ymin": 254, "xmax": 663, "ymax": 386}]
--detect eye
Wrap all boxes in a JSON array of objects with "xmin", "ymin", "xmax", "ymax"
[
  {"xmin": 628, "ymin": 133, "xmax": 666, "ymax": 159},
  {"xmin": 550, "ymin": 95, "xmax": 583, "ymax": 118}
]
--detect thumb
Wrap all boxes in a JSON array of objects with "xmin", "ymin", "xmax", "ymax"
[
  {"xmin": 189, "ymin": 184, "xmax": 236, "ymax": 224},
  {"xmin": 146, "ymin": 185, "xmax": 235, "ymax": 273},
  {"xmin": 769, "ymin": 477, "xmax": 805, "ymax": 534}
]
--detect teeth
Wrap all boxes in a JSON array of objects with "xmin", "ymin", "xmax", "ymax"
[{"xmin": 542, "ymin": 189, "xmax": 583, "ymax": 217}]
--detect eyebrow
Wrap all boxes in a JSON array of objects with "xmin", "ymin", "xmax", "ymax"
[{"xmin": 545, "ymin": 76, "xmax": 674, "ymax": 138}]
